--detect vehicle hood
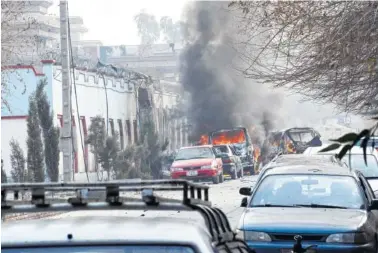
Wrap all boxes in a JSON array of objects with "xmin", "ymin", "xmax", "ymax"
[
  {"xmin": 240, "ymin": 208, "xmax": 366, "ymax": 234},
  {"xmin": 171, "ymin": 158, "xmax": 214, "ymax": 168}
]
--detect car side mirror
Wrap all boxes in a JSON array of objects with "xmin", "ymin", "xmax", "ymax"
[
  {"xmin": 239, "ymin": 187, "xmax": 252, "ymax": 196},
  {"xmin": 241, "ymin": 197, "xmax": 248, "ymax": 207},
  {"xmin": 369, "ymin": 199, "xmax": 378, "ymax": 210}
]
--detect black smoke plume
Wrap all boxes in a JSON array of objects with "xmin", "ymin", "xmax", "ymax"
[{"xmin": 180, "ymin": 1, "xmax": 282, "ymax": 143}]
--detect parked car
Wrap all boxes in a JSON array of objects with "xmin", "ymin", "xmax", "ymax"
[
  {"xmin": 246, "ymin": 154, "xmax": 348, "ymax": 194},
  {"xmin": 266, "ymin": 128, "xmax": 322, "ymax": 156},
  {"xmin": 356, "ymin": 136, "xmax": 378, "ymax": 151},
  {"xmin": 213, "ymin": 144, "xmax": 243, "ymax": 179},
  {"xmin": 237, "ymin": 164, "xmax": 378, "ymax": 253},
  {"xmin": 170, "ymin": 145, "xmax": 225, "ymax": 184},
  {"xmin": 304, "ymin": 145, "xmax": 378, "ymax": 191}
]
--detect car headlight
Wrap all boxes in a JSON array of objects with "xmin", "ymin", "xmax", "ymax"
[
  {"xmin": 171, "ymin": 167, "xmax": 183, "ymax": 172},
  {"xmin": 326, "ymin": 232, "xmax": 369, "ymax": 244},
  {"xmin": 242, "ymin": 231, "xmax": 272, "ymax": 242},
  {"xmin": 235, "ymin": 229, "xmax": 244, "ymax": 240}
]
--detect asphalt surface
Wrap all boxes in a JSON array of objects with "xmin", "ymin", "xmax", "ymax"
[{"xmin": 42, "ymin": 176, "xmax": 258, "ymax": 228}]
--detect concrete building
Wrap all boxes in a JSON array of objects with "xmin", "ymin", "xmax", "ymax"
[
  {"xmin": 99, "ymin": 44, "xmax": 183, "ymax": 82},
  {"xmin": 2, "ymin": 0, "xmax": 90, "ymax": 67},
  {"xmin": 1, "ymin": 60, "xmax": 187, "ymax": 182}
]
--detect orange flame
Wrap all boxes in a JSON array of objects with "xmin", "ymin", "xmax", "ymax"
[
  {"xmin": 198, "ymin": 134, "xmax": 209, "ymax": 145},
  {"xmin": 211, "ymin": 130, "xmax": 246, "ymax": 145},
  {"xmin": 285, "ymin": 140, "xmax": 296, "ymax": 153},
  {"xmin": 253, "ymin": 146, "xmax": 261, "ymax": 162}
]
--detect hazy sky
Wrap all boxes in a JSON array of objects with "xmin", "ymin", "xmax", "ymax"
[{"xmin": 49, "ymin": 0, "xmax": 188, "ymax": 45}]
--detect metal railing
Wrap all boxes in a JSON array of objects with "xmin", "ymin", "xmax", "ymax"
[{"xmin": 1, "ymin": 179, "xmax": 254, "ymax": 252}]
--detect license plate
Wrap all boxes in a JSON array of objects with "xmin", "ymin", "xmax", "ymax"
[{"xmin": 186, "ymin": 170, "xmax": 198, "ymax": 176}]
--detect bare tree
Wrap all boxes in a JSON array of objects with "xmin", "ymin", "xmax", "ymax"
[
  {"xmin": 1, "ymin": 1, "xmax": 39, "ymax": 111},
  {"xmin": 229, "ymin": 1, "xmax": 378, "ymax": 113},
  {"xmin": 160, "ymin": 16, "xmax": 184, "ymax": 49}
]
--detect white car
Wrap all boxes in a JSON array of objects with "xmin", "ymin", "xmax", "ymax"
[
  {"xmin": 1, "ymin": 180, "xmax": 251, "ymax": 253},
  {"xmin": 304, "ymin": 145, "xmax": 378, "ymax": 191}
]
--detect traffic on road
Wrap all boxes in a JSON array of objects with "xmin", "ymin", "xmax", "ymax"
[{"xmin": 4, "ymin": 124, "xmax": 378, "ymax": 253}]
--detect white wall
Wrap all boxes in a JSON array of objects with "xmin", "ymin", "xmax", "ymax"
[
  {"xmin": 2, "ymin": 64, "xmax": 182, "ymax": 182},
  {"xmin": 51, "ymin": 66, "xmax": 181, "ymax": 181}
]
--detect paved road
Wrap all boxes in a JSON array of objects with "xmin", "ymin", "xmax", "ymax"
[{"xmin": 43, "ymin": 176, "xmax": 258, "ymax": 228}]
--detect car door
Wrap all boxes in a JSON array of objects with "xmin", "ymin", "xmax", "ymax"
[
  {"xmin": 213, "ymin": 148, "xmax": 223, "ymax": 173},
  {"xmin": 359, "ymin": 174, "xmax": 378, "ymax": 235},
  {"xmin": 227, "ymin": 146, "xmax": 236, "ymax": 164}
]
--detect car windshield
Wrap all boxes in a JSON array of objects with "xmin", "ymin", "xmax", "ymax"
[
  {"xmin": 288, "ymin": 131, "xmax": 314, "ymax": 143},
  {"xmin": 175, "ymin": 147, "xmax": 214, "ymax": 160},
  {"xmin": 2, "ymin": 245, "xmax": 195, "ymax": 253},
  {"xmin": 250, "ymin": 174, "xmax": 365, "ymax": 209},
  {"xmin": 342, "ymin": 154, "xmax": 378, "ymax": 177},
  {"xmin": 214, "ymin": 146, "xmax": 229, "ymax": 154}
]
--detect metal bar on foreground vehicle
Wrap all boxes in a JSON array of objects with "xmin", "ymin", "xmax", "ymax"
[{"xmin": 1, "ymin": 179, "xmax": 255, "ymax": 253}]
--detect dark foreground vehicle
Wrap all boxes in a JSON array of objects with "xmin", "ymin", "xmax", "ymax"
[
  {"xmin": 237, "ymin": 165, "xmax": 378, "ymax": 253},
  {"xmin": 2, "ymin": 180, "xmax": 255, "ymax": 253}
]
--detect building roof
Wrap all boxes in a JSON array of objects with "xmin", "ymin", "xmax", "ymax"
[{"xmin": 2, "ymin": 211, "xmax": 211, "ymax": 247}]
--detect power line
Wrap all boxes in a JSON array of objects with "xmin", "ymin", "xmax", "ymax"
[{"xmin": 67, "ymin": 2, "xmax": 89, "ymax": 182}]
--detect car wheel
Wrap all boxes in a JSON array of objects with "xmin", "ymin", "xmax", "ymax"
[
  {"xmin": 219, "ymin": 173, "xmax": 224, "ymax": 183},
  {"xmin": 231, "ymin": 169, "xmax": 237, "ymax": 180},
  {"xmin": 212, "ymin": 175, "xmax": 220, "ymax": 184}
]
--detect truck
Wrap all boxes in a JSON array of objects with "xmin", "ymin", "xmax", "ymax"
[{"xmin": 197, "ymin": 127, "xmax": 255, "ymax": 175}]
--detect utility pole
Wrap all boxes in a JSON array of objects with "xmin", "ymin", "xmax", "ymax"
[{"xmin": 60, "ymin": 0, "xmax": 73, "ymax": 182}]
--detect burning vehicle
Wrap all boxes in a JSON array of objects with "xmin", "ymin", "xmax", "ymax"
[
  {"xmin": 197, "ymin": 127, "xmax": 255, "ymax": 175},
  {"xmin": 264, "ymin": 127, "xmax": 322, "ymax": 158}
]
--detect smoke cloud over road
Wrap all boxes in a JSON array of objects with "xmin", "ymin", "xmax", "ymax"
[{"xmin": 180, "ymin": 1, "xmax": 282, "ymax": 143}]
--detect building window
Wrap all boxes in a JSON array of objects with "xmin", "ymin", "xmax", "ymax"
[
  {"xmin": 133, "ymin": 120, "xmax": 138, "ymax": 143},
  {"xmin": 109, "ymin": 119, "xmax": 115, "ymax": 136},
  {"xmin": 126, "ymin": 120, "xmax": 132, "ymax": 144},
  {"xmin": 118, "ymin": 119, "xmax": 124, "ymax": 149}
]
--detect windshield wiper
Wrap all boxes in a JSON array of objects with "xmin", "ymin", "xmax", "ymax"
[
  {"xmin": 253, "ymin": 204, "xmax": 296, "ymax": 208},
  {"xmin": 294, "ymin": 204, "xmax": 347, "ymax": 209}
]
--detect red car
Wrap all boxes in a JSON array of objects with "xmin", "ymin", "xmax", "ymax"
[{"xmin": 170, "ymin": 145, "xmax": 224, "ymax": 184}]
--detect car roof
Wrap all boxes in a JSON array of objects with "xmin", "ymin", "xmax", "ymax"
[
  {"xmin": 2, "ymin": 211, "xmax": 211, "ymax": 247},
  {"xmin": 306, "ymin": 145, "xmax": 378, "ymax": 155},
  {"xmin": 273, "ymin": 154, "xmax": 336, "ymax": 162},
  {"xmin": 263, "ymin": 164, "xmax": 355, "ymax": 177},
  {"xmin": 267, "ymin": 154, "xmax": 343, "ymax": 167}
]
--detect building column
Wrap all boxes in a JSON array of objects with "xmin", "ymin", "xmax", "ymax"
[
  {"xmin": 179, "ymin": 119, "xmax": 183, "ymax": 148},
  {"xmin": 183, "ymin": 118, "xmax": 188, "ymax": 146}
]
